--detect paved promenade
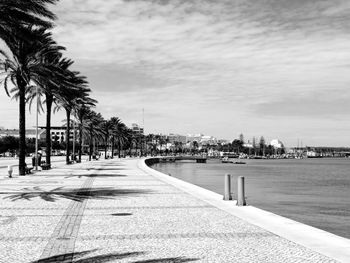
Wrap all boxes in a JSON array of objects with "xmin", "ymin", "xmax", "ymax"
[{"xmin": 0, "ymin": 158, "xmax": 348, "ymax": 262}]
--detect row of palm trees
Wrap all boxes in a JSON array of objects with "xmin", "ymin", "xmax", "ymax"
[{"xmin": 0, "ymin": 0, "xmax": 133, "ymax": 175}]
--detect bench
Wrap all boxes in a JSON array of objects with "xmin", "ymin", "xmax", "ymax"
[
  {"xmin": 25, "ymin": 166, "xmax": 33, "ymax": 174},
  {"xmin": 41, "ymin": 164, "xmax": 51, "ymax": 170}
]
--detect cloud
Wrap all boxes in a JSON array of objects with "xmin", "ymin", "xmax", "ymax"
[
  {"xmin": 2, "ymin": 0, "xmax": 350, "ymax": 145},
  {"xmin": 253, "ymin": 95, "xmax": 350, "ymax": 118}
]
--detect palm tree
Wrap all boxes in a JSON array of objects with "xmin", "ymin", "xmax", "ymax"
[
  {"xmin": 84, "ymin": 111, "xmax": 103, "ymax": 161},
  {"xmin": 43, "ymin": 57, "xmax": 72, "ymax": 166},
  {"xmin": 100, "ymin": 119, "xmax": 113, "ymax": 159},
  {"xmin": 116, "ymin": 122, "xmax": 130, "ymax": 158},
  {"xmin": 109, "ymin": 117, "xmax": 121, "ymax": 159},
  {"xmin": 26, "ymin": 45, "xmax": 68, "ymax": 168},
  {"xmin": 75, "ymin": 100, "xmax": 97, "ymax": 162},
  {"xmin": 0, "ymin": 0, "xmax": 57, "ymax": 43},
  {"xmin": 55, "ymin": 71, "xmax": 90, "ymax": 164},
  {"xmin": 109, "ymin": 117, "xmax": 130, "ymax": 158},
  {"xmin": 0, "ymin": 28, "xmax": 60, "ymax": 174}
]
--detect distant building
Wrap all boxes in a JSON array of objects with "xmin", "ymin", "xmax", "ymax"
[
  {"xmin": 168, "ymin": 133, "xmax": 186, "ymax": 144},
  {"xmin": 217, "ymin": 139, "xmax": 230, "ymax": 145},
  {"xmin": 200, "ymin": 135, "xmax": 218, "ymax": 145},
  {"xmin": 0, "ymin": 129, "xmax": 41, "ymax": 139},
  {"xmin": 186, "ymin": 134, "xmax": 203, "ymax": 143},
  {"xmin": 131, "ymin": 123, "xmax": 144, "ymax": 135},
  {"xmin": 270, "ymin": 139, "xmax": 284, "ymax": 149},
  {"xmin": 39, "ymin": 126, "xmax": 76, "ymax": 142},
  {"xmin": 243, "ymin": 142, "xmax": 253, "ymax": 148}
]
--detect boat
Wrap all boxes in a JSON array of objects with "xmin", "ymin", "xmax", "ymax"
[
  {"xmin": 221, "ymin": 157, "xmax": 246, "ymax": 164},
  {"xmin": 222, "ymin": 156, "xmax": 234, "ymax": 163}
]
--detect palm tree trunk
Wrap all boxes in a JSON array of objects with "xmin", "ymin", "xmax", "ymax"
[
  {"xmin": 45, "ymin": 93, "xmax": 53, "ymax": 167},
  {"xmin": 118, "ymin": 138, "xmax": 121, "ymax": 158},
  {"xmin": 89, "ymin": 128, "xmax": 93, "ymax": 161},
  {"xmin": 128, "ymin": 141, "xmax": 132, "ymax": 157},
  {"xmin": 111, "ymin": 136, "xmax": 115, "ymax": 159},
  {"xmin": 78, "ymin": 123, "xmax": 83, "ymax": 162},
  {"xmin": 104, "ymin": 134, "xmax": 108, "ymax": 159},
  {"xmin": 65, "ymin": 109, "xmax": 71, "ymax": 164},
  {"xmin": 18, "ymin": 80, "xmax": 26, "ymax": 175}
]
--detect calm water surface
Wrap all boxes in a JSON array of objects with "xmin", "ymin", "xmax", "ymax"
[{"xmin": 151, "ymin": 158, "xmax": 350, "ymax": 239}]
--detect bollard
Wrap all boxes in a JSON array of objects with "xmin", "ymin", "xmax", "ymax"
[
  {"xmin": 237, "ymin": 176, "xmax": 246, "ymax": 206},
  {"xmin": 223, "ymin": 174, "xmax": 232, "ymax": 200},
  {"xmin": 8, "ymin": 165, "xmax": 13, "ymax": 178}
]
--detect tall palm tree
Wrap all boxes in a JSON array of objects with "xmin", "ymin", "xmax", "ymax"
[
  {"xmin": 75, "ymin": 100, "xmax": 97, "ymax": 162},
  {"xmin": 43, "ymin": 57, "xmax": 72, "ymax": 166},
  {"xmin": 0, "ymin": 28, "xmax": 59, "ymax": 174},
  {"xmin": 84, "ymin": 110, "xmax": 103, "ymax": 161},
  {"xmin": 101, "ymin": 119, "xmax": 114, "ymax": 159},
  {"xmin": 26, "ymin": 45, "xmax": 68, "ymax": 168},
  {"xmin": 110, "ymin": 117, "xmax": 126, "ymax": 158},
  {"xmin": 55, "ymin": 71, "xmax": 90, "ymax": 164},
  {"xmin": 118, "ymin": 123, "xmax": 131, "ymax": 158},
  {"xmin": 0, "ymin": 0, "xmax": 57, "ymax": 43}
]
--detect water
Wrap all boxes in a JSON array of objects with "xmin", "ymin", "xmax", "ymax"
[{"xmin": 151, "ymin": 158, "xmax": 350, "ymax": 239}]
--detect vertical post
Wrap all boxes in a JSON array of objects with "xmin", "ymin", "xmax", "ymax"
[
  {"xmin": 8, "ymin": 165, "xmax": 13, "ymax": 178},
  {"xmin": 237, "ymin": 176, "xmax": 246, "ymax": 206},
  {"xmin": 35, "ymin": 85, "xmax": 39, "ymax": 171},
  {"xmin": 224, "ymin": 173, "xmax": 232, "ymax": 200}
]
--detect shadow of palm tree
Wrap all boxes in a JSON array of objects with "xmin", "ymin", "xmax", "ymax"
[
  {"xmin": 32, "ymin": 249, "xmax": 144, "ymax": 263},
  {"xmin": 132, "ymin": 257, "xmax": 199, "ymax": 263},
  {"xmin": 94, "ymin": 168, "xmax": 128, "ymax": 171},
  {"xmin": 111, "ymin": 212, "xmax": 133, "ymax": 216},
  {"xmin": 4, "ymin": 186, "xmax": 151, "ymax": 202},
  {"xmin": 64, "ymin": 173, "xmax": 128, "ymax": 179}
]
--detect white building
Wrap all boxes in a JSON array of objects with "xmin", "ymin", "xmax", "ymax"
[
  {"xmin": 270, "ymin": 139, "xmax": 284, "ymax": 149},
  {"xmin": 168, "ymin": 134, "xmax": 187, "ymax": 144}
]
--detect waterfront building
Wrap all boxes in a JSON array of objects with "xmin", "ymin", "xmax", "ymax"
[
  {"xmin": 168, "ymin": 133, "xmax": 187, "ymax": 144},
  {"xmin": 270, "ymin": 139, "xmax": 284, "ymax": 149},
  {"xmin": 39, "ymin": 126, "xmax": 76, "ymax": 143},
  {"xmin": 186, "ymin": 134, "xmax": 203, "ymax": 143},
  {"xmin": 0, "ymin": 128, "xmax": 43, "ymax": 139},
  {"xmin": 243, "ymin": 142, "xmax": 253, "ymax": 148},
  {"xmin": 131, "ymin": 123, "xmax": 144, "ymax": 135},
  {"xmin": 200, "ymin": 135, "xmax": 218, "ymax": 145},
  {"xmin": 217, "ymin": 139, "xmax": 230, "ymax": 145}
]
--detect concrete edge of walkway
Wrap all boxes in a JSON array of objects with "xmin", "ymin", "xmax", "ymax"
[{"xmin": 138, "ymin": 158, "xmax": 350, "ymax": 263}]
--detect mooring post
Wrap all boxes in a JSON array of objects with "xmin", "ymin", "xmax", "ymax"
[
  {"xmin": 237, "ymin": 176, "xmax": 246, "ymax": 206},
  {"xmin": 224, "ymin": 173, "xmax": 232, "ymax": 200}
]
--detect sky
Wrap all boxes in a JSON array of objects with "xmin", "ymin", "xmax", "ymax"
[{"xmin": 1, "ymin": 0, "xmax": 350, "ymax": 147}]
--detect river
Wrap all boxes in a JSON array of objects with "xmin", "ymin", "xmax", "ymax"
[{"xmin": 151, "ymin": 158, "xmax": 350, "ymax": 239}]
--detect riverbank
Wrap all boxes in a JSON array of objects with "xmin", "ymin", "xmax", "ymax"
[{"xmin": 0, "ymin": 158, "xmax": 348, "ymax": 262}]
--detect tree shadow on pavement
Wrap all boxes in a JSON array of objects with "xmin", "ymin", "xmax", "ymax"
[
  {"xmin": 4, "ymin": 186, "xmax": 152, "ymax": 202},
  {"xmin": 132, "ymin": 257, "xmax": 199, "ymax": 263},
  {"xmin": 89, "ymin": 168, "xmax": 128, "ymax": 171},
  {"xmin": 64, "ymin": 173, "xmax": 128, "ymax": 179},
  {"xmin": 111, "ymin": 212, "xmax": 133, "ymax": 216},
  {"xmin": 31, "ymin": 250, "xmax": 199, "ymax": 263},
  {"xmin": 32, "ymin": 250, "xmax": 144, "ymax": 263}
]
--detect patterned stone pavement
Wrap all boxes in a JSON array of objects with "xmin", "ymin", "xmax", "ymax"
[{"xmin": 0, "ymin": 158, "xmax": 341, "ymax": 262}]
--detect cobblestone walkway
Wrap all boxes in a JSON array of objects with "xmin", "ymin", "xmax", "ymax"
[
  {"xmin": 0, "ymin": 159, "xmax": 342, "ymax": 262},
  {"xmin": 39, "ymin": 176, "xmax": 95, "ymax": 262}
]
